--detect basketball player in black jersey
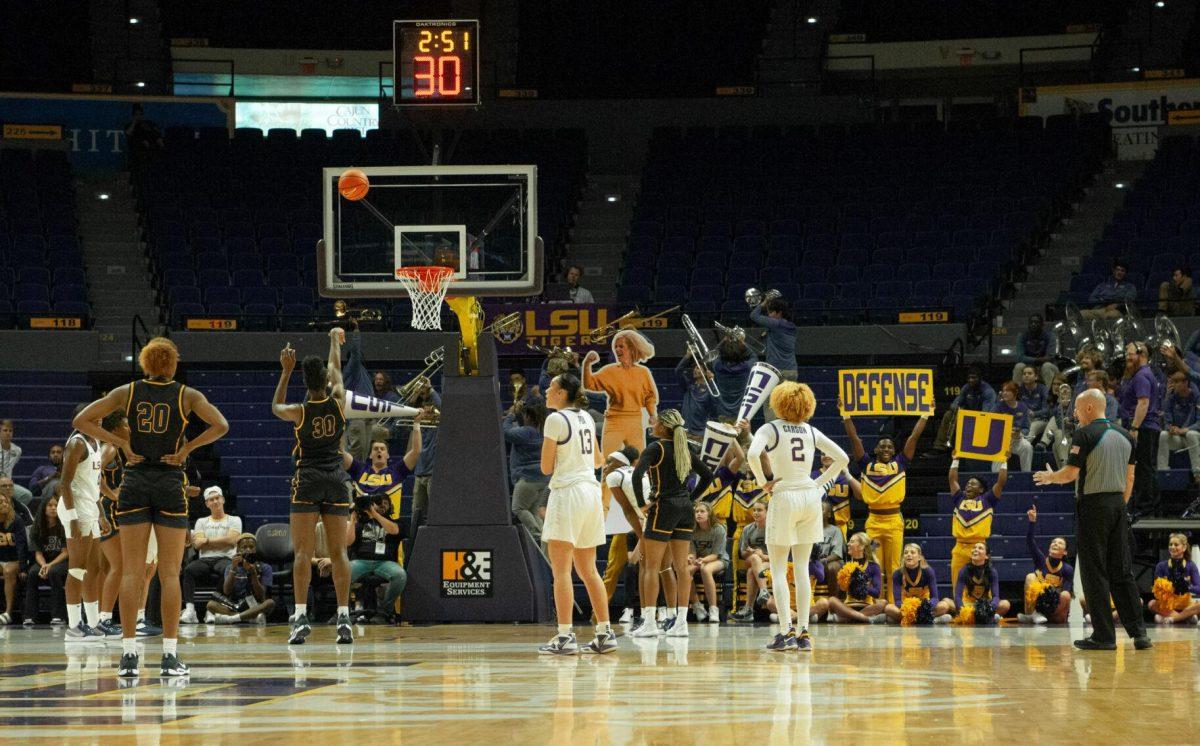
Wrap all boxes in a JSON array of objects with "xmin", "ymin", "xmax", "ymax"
[
  {"xmin": 272, "ymin": 330, "xmax": 354, "ymax": 645},
  {"xmin": 74, "ymin": 337, "xmax": 229, "ymax": 678}
]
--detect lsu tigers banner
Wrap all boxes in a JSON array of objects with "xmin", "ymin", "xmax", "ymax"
[
  {"xmin": 838, "ymin": 368, "xmax": 935, "ymax": 417},
  {"xmin": 953, "ymin": 410, "xmax": 1014, "ymax": 463}
]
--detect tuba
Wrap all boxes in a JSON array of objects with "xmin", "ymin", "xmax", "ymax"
[{"xmin": 744, "ymin": 287, "xmax": 782, "ymax": 308}]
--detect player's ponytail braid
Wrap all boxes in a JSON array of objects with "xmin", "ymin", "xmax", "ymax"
[{"xmin": 657, "ymin": 409, "xmax": 691, "ymax": 483}]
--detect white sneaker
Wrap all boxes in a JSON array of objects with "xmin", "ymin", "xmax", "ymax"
[
  {"xmin": 935, "ymin": 614, "xmax": 952, "ymax": 624},
  {"xmin": 769, "ymin": 613, "xmax": 779, "ymax": 623},
  {"xmin": 810, "ymin": 613, "xmax": 820, "ymax": 624},
  {"xmin": 179, "ymin": 608, "xmax": 198, "ymax": 625},
  {"xmin": 691, "ymin": 602, "xmax": 707, "ymax": 622},
  {"xmin": 630, "ymin": 619, "xmax": 660, "ymax": 638},
  {"xmin": 214, "ymin": 613, "xmax": 239, "ymax": 624},
  {"xmin": 1018, "ymin": 613, "xmax": 1035, "ymax": 624},
  {"xmin": 618, "ymin": 607, "xmax": 634, "ymax": 624},
  {"xmin": 665, "ymin": 617, "xmax": 689, "ymax": 638},
  {"xmin": 707, "ymin": 606, "xmax": 720, "ymax": 623},
  {"xmin": 204, "ymin": 611, "xmax": 216, "ymax": 624},
  {"xmin": 657, "ymin": 606, "xmax": 668, "ymax": 620},
  {"xmin": 1031, "ymin": 613, "xmax": 1048, "ymax": 624},
  {"xmin": 1084, "ymin": 614, "xmax": 1091, "ymax": 625}
]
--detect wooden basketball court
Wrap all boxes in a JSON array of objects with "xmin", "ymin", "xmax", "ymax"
[{"xmin": 0, "ymin": 621, "xmax": 1192, "ymax": 742}]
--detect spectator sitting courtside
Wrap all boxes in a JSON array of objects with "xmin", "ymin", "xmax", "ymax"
[
  {"xmin": 1157, "ymin": 371, "xmax": 1200, "ymax": 485},
  {"xmin": 1081, "ymin": 261, "xmax": 1137, "ymax": 320},
  {"xmin": 23, "ymin": 494, "xmax": 67, "ymax": 624},
  {"xmin": 1011, "ymin": 314, "xmax": 1059, "ymax": 387},
  {"xmin": 180, "ymin": 486, "xmax": 243, "ymax": 624},
  {"xmin": 206, "ymin": 534, "xmax": 275, "ymax": 624},
  {"xmin": 991, "ymin": 382, "xmax": 1034, "ymax": 472},
  {"xmin": 28, "ymin": 444, "xmax": 63, "ymax": 503},
  {"xmin": 1158, "ymin": 266, "xmax": 1195, "ymax": 317},
  {"xmin": 1017, "ymin": 366, "xmax": 1051, "ymax": 445},
  {"xmin": 0, "ymin": 421, "xmax": 33, "ymax": 506}
]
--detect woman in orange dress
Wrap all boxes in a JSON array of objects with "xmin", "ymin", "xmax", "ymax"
[{"xmin": 583, "ymin": 329, "xmax": 659, "ymax": 600}]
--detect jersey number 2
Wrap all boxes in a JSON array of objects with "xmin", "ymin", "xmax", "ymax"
[
  {"xmin": 135, "ymin": 402, "xmax": 169, "ymax": 434},
  {"xmin": 790, "ymin": 437, "xmax": 806, "ymax": 463}
]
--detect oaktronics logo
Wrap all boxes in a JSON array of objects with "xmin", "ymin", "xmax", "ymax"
[{"xmin": 441, "ymin": 550, "xmax": 493, "ymax": 597}]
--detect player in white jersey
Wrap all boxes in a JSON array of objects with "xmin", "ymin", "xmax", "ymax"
[
  {"xmin": 60, "ymin": 404, "xmax": 108, "ymax": 641},
  {"xmin": 538, "ymin": 373, "xmax": 616, "ymax": 656},
  {"xmin": 746, "ymin": 382, "xmax": 849, "ymax": 652}
]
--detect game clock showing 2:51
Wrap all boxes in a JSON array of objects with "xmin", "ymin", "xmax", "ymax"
[{"xmin": 394, "ymin": 19, "xmax": 480, "ymax": 107}]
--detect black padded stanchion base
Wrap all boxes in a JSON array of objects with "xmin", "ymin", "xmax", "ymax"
[{"xmin": 403, "ymin": 524, "xmax": 552, "ymax": 623}]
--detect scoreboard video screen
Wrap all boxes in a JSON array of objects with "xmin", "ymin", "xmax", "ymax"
[{"xmin": 393, "ymin": 19, "xmax": 480, "ymax": 107}]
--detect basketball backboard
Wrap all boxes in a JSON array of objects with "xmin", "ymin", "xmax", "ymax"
[{"xmin": 319, "ymin": 165, "xmax": 541, "ymax": 298}]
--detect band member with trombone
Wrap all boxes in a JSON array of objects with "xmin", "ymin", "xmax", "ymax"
[
  {"xmin": 712, "ymin": 331, "xmax": 756, "ymax": 422},
  {"xmin": 581, "ymin": 329, "xmax": 659, "ymax": 601},
  {"xmin": 676, "ymin": 350, "xmax": 716, "ymax": 438}
]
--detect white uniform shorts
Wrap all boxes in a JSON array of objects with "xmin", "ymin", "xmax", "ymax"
[
  {"xmin": 58, "ymin": 496, "xmax": 101, "ymax": 539},
  {"xmin": 765, "ymin": 486, "xmax": 824, "ymax": 546},
  {"xmin": 543, "ymin": 481, "xmax": 605, "ymax": 548}
]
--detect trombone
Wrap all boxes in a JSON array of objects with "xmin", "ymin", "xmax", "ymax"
[
  {"xmin": 309, "ymin": 301, "xmax": 383, "ymax": 327},
  {"xmin": 586, "ymin": 305, "xmax": 680, "ymax": 343},
  {"xmin": 526, "ymin": 342, "xmax": 578, "ymax": 363},
  {"xmin": 681, "ymin": 313, "xmax": 720, "ymax": 396},
  {"xmin": 396, "ymin": 347, "xmax": 445, "ymax": 404},
  {"xmin": 714, "ymin": 320, "xmax": 765, "ymax": 356}
]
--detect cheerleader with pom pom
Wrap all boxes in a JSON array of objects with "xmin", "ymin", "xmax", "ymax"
[
  {"xmin": 1148, "ymin": 533, "xmax": 1200, "ymax": 624},
  {"xmin": 884, "ymin": 543, "xmax": 954, "ymax": 624},
  {"xmin": 827, "ymin": 532, "xmax": 886, "ymax": 623},
  {"xmin": 950, "ymin": 542, "xmax": 1011, "ymax": 620},
  {"xmin": 1018, "ymin": 505, "xmax": 1073, "ymax": 624}
]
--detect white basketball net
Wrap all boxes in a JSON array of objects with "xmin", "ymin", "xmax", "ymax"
[{"xmin": 395, "ymin": 266, "xmax": 454, "ymax": 330}]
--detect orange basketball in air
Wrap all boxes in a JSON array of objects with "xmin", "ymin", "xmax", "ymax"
[{"xmin": 338, "ymin": 169, "xmax": 369, "ymax": 201}]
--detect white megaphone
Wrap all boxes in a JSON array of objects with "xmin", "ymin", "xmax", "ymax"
[
  {"xmin": 699, "ymin": 421, "xmax": 738, "ymax": 471},
  {"xmin": 738, "ymin": 362, "xmax": 782, "ymax": 423},
  {"xmin": 341, "ymin": 390, "xmax": 421, "ymax": 421}
]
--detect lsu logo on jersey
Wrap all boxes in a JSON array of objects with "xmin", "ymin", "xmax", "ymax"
[{"xmin": 441, "ymin": 550, "xmax": 493, "ymax": 598}]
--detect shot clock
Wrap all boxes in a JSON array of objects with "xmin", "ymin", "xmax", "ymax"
[{"xmin": 394, "ymin": 19, "xmax": 480, "ymax": 106}]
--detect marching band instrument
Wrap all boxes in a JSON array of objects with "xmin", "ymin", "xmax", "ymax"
[
  {"xmin": 396, "ymin": 347, "xmax": 445, "ymax": 404},
  {"xmin": 744, "ymin": 287, "xmax": 782, "ymax": 308},
  {"xmin": 585, "ymin": 305, "xmax": 680, "ymax": 344},
  {"xmin": 681, "ymin": 313, "xmax": 720, "ymax": 396},
  {"xmin": 526, "ymin": 342, "xmax": 578, "ymax": 362},
  {"xmin": 714, "ymin": 320, "xmax": 766, "ymax": 356},
  {"xmin": 309, "ymin": 300, "xmax": 383, "ymax": 327}
]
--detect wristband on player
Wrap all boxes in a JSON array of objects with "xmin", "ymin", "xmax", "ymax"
[
  {"xmin": 60, "ymin": 507, "xmax": 78, "ymax": 521},
  {"xmin": 950, "ymin": 459, "xmax": 959, "ymax": 468}
]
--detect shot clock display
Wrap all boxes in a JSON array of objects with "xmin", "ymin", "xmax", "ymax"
[{"xmin": 394, "ymin": 19, "xmax": 480, "ymax": 106}]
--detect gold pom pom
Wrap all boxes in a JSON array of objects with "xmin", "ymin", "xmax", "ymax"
[
  {"xmin": 953, "ymin": 603, "xmax": 976, "ymax": 626},
  {"xmin": 837, "ymin": 561, "xmax": 862, "ymax": 592},
  {"xmin": 1153, "ymin": 576, "xmax": 1177, "ymax": 613},
  {"xmin": 1026, "ymin": 579, "xmax": 1048, "ymax": 611},
  {"xmin": 900, "ymin": 597, "xmax": 921, "ymax": 626}
]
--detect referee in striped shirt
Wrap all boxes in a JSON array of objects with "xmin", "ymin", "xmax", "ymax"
[{"xmin": 1034, "ymin": 389, "xmax": 1152, "ymax": 651}]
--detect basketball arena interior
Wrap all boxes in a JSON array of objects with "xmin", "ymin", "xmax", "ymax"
[{"xmin": 0, "ymin": 1, "xmax": 1199, "ymax": 741}]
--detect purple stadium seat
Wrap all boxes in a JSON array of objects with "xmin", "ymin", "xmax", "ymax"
[{"xmin": 232, "ymin": 269, "xmax": 265, "ymax": 288}]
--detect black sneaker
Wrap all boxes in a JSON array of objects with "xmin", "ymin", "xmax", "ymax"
[
  {"xmin": 657, "ymin": 617, "xmax": 675, "ymax": 634},
  {"xmin": 288, "ymin": 613, "xmax": 312, "ymax": 645},
  {"xmin": 117, "ymin": 652, "xmax": 139, "ymax": 678},
  {"xmin": 336, "ymin": 613, "xmax": 353, "ymax": 644},
  {"xmin": 160, "ymin": 653, "xmax": 190, "ymax": 676},
  {"xmin": 95, "ymin": 619, "xmax": 123, "ymax": 638},
  {"xmin": 730, "ymin": 607, "xmax": 754, "ymax": 623},
  {"xmin": 1073, "ymin": 637, "xmax": 1117, "ymax": 651},
  {"xmin": 1134, "ymin": 636, "xmax": 1153, "ymax": 650},
  {"xmin": 796, "ymin": 629, "xmax": 813, "ymax": 652},
  {"xmin": 766, "ymin": 632, "xmax": 792, "ymax": 651}
]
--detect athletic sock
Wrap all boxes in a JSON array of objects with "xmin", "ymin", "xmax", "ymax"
[
  {"xmin": 645, "ymin": 607, "xmax": 657, "ymax": 624},
  {"xmin": 84, "ymin": 601, "xmax": 99, "ymax": 627},
  {"xmin": 595, "ymin": 623, "xmax": 607, "ymax": 636},
  {"xmin": 163, "ymin": 638, "xmax": 177, "ymax": 656},
  {"xmin": 137, "ymin": 609, "xmax": 146, "ymax": 622},
  {"xmin": 184, "ymin": 604, "xmax": 194, "ymax": 614},
  {"xmin": 557, "ymin": 624, "xmax": 572, "ymax": 636},
  {"xmin": 294, "ymin": 604, "xmax": 307, "ymax": 618},
  {"xmin": 675, "ymin": 606, "xmax": 687, "ymax": 621},
  {"xmin": 336, "ymin": 606, "xmax": 349, "ymax": 618},
  {"xmin": 67, "ymin": 604, "xmax": 81, "ymax": 629},
  {"xmin": 99, "ymin": 611, "xmax": 113, "ymax": 623},
  {"xmin": 122, "ymin": 637, "xmax": 137, "ymax": 655}
]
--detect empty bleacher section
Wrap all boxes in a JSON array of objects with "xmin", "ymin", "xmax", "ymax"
[
  {"xmin": 516, "ymin": 0, "xmax": 772, "ymax": 96},
  {"xmin": 834, "ymin": 0, "xmax": 1130, "ymax": 42},
  {"xmin": 0, "ymin": 148, "xmax": 89, "ymax": 327},
  {"xmin": 617, "ymin": 116, "xmax": 1110, "ymax": 325},
  {"xmin": 134, "ymin": 127, "xmax": 585, "ymax": 331},
  {"xmin": 1066, "ymin": 135, "xmax": 1200, "ymax": 311},
  {"xmin": 0, "ymin": 371, "xmax": 92, "ymax": 492},
  {"xmin": 0, "ymin": 3, "xmax": 91, "ymax": 92}
]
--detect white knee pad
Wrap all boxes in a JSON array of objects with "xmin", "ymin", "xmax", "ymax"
[{"xmin": 68, "ymin": 568, "xmax": 87, "ymax": 581}]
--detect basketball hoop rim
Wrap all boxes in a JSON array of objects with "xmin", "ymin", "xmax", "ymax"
[{"xmin": 395, "ymin": 265, "xmax": 456, "ymax": 292}]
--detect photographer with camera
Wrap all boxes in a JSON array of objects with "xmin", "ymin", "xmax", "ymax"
[
  {"xmin": 345, "ymin": 491, "xmax": 406, "ymax": 624},
  {"xmin": 206, "ymin": 534, "xmax": 275, "ymax": 624}
]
